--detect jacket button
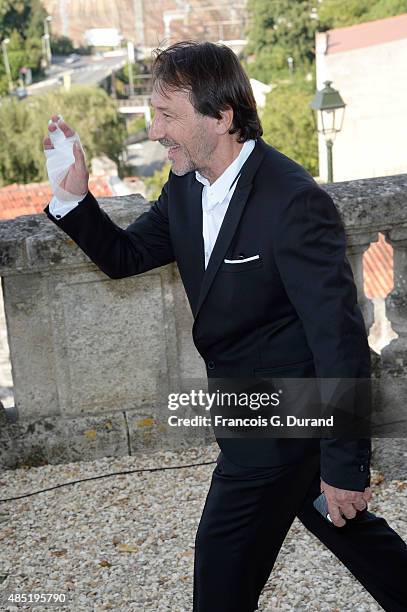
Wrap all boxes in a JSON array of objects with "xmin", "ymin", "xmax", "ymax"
[
  {"xmin": 359, "ymin": 464, "xmax": 367, "ymax": 472},
  {"xmin": 207, "ymin": 361, "xmax": 215, "ymax": 370}
]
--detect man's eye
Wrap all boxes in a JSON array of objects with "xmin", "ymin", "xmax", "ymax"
[{"xmin": 163, "ymin": 113, "xmax": 171, "ymax": 118}]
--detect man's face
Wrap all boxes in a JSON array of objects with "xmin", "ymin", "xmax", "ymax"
[{"xmin": 149, "ymin": 84, "xmax": 218, "ymax": 177}]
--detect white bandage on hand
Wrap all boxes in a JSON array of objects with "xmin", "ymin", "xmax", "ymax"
[{"xmin": 45, "ymin": 114, "xmax": 87, "ymax": 202}]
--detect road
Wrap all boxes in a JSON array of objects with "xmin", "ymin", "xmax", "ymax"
[{"xmin": 27, "ymin": 52, "xmax": 127, "ymax": 96}]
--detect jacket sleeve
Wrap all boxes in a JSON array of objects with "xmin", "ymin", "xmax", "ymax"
[
  {"xmin": 43, "ymin": 181, "xmax": 175, "ymax": 279},
  {"xmin": 272, "ymin": 185, "xmax": 371, "ymax": 491}
]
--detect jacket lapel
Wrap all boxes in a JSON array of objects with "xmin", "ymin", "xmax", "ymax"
[
  {"xmin": 177, "ymin": 177, "xmax": 205, "ymax": 315},
  {"xmin": 193, "ymin": 139, "xmax": 267, "ymax": 320}
]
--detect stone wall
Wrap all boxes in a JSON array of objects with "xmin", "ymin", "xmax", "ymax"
[
  {"xmin": 1, "ymin": 175, "xmax": 407, "ymax": 471},
  {"xmin": 0, "ymin": 193, "xmax": 209, "ymax": 468}
]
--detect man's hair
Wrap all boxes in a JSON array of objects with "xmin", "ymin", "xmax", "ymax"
[{"xmin": 151, "ymin": 41, "xmax": 263, "ymax": 143}]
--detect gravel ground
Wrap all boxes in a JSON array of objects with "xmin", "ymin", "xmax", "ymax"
[{"xmin": 0, "ymin": 443, "xmax": 405, "ymax": 612}]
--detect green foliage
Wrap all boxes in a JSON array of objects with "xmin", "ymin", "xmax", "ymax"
[
  {"xmin": 367, "ymin": 0, "xmax": 407, "ymax": 20},
  {"xmin": 144, "ymin": 163, "xmax": 171, "ymax": 201},
  {"xmin": 0, "ymin": 0, "xmax": 48, "ymax": 94},
  {"xmin": 116, "ymin": 62, "xmax": 140, "ymax": 85},
  {"xmin": 126, "ymin": 114, "xmax": 146, "ymax": 134},
  {"xmin": 317, "ymin": 0, "xmax": 407, "ymax": 28},
  {"xmin": 0, "ymin": 85, "xmax": 127, "ymax": 186},
  {"xmin": 51, "ymin": 35, "xmax": 75, "ymax": 55},
  {"xmin": 246, "ymin": 0, "xmax": 407, "ymax": 80},
  {"xmin": 0, "ymin": 0, "xmax": 42, "ymax": 39},
  {"xmin": 261, "ymin": 77, "xmax": 318, "ymax": 177},
  {"xmin": 113, "ymin": 62, "xmax": 148, "ymax": 98},
  {"xmin": 245, "ymin": 0, "xmax": 319, "ymax": 82},
  {"xmin": 0, "ymin": 0, "xmax": 47, "ymax": 41}
]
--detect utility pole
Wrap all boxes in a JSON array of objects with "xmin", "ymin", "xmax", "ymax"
[
  {"xmin": 127, "ymin": 41, "xmax": 135, "ymax": 98},
  {"xmin": 44, "ymin": 16, "xmax": 52, "ymax": 67},
  {"xmin": 1, "ymin": 38, "xmax": 13, "ymax": 92},
  {"xmin": 133, "ymin": 0, "xmax": 145, "ymax": 48}
]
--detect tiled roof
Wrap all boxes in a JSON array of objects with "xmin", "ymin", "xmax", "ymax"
[
  {"xmin": 0, "ymin": 177, "xmax": 113, "ymax": 221},
  {"xmin": 363, "ymin": 232, "xmax": 393, "ymax": 299},
  {"xmin": 319, "ymin": 13, "xmax": 407, "ymax": 54}
]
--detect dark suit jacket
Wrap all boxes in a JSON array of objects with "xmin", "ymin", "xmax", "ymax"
[{"xmin": 44, "ymin": 137, "xmax": 371, "ymax": 491}]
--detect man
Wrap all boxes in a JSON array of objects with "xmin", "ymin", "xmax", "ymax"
[{"xmin": 43, "ymin": 42, "xmax": 407, "ymax": 611}]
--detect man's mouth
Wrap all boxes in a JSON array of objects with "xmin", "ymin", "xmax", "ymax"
[{"xmin": 168, "ymin": 145, "xmax": 180, "ymax": 158}]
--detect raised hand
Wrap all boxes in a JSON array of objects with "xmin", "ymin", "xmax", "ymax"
[{"xmin": 43, "ymin": 114, "xmax": 89, "ymax": 199}]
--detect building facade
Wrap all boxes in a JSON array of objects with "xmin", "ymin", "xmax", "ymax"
[{"xmin": 315, "ymin": 14, "xmax": 407, "ymax": 182}]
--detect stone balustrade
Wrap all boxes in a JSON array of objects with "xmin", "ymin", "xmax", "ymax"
[{"xmin": 1, "ymin": 174, "xmax": 406, "ymax": 471}]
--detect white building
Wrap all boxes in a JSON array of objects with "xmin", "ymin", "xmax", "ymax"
[
  {"xmin": 84, "ymin": 28, "xmax": 123, "ymax": 48},
  {"xmin": 315, "ymin": 13, "xmax": 407, "ymax": 182}
]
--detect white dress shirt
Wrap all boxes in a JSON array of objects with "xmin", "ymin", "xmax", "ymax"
[
  {"xmin": 48, "ymin": 139, "xmax": 256, "ymax": 269},
  {"xmin": 195, "ymin": 139, "xmax": 255, "ymax": 268}
]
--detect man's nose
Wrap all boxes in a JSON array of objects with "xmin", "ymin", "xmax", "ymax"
[{"xmin": 148, "ymin": 116, "xmax": 164, "ymax": 141}]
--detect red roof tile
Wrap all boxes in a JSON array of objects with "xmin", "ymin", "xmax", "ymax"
[
  {"xmin": 319, "ymin": 13, "xmax": 407, "ymax": 54},
  {"xmin": 0, "ymin": 178, "xmax": 113, "ymax": 221},
  {"xmin": 363, "ymin": 232, "xmax": 393, "ymax": 299}
]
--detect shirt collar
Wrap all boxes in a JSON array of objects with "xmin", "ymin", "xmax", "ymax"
[{"xmin": 195, "ymin": 139, "xmax": 256, "ymax": 210}]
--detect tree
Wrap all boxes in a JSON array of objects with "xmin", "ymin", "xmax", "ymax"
[
  {"xmin": 0, "ymin": 0, "xmax": 47, "ymax": 40},
  {"xmin": 245, "ymin": 0, "xmax": 407, "ymax": 81},
  {"xmin": 0, "ymin": 0, "xmax": 48, "ymax": 95},
  {"xmin": 261, "ymin": 77, "xmax": 318, "ymax": 177},
  {"xmin": 51, "ymin": 35, "xmax": 75, "ymax": 56},
  {"xmin": 245, "ymin": 0, "xmax": 319, "ymax": 82},
  {"xmin": 144, "ymin": 163, "xmax": 171, "ymax": 201},
  {"xmin": 0, "ymin": 85, "xmax": 127, "ymax": 186},
  {"xmin": 317, "ymin": 0, "xmax": 407, "ymax": 29}
]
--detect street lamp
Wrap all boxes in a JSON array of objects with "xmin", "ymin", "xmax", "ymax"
[
  {"xmin": 43, "ymin": 16, "xmax": 52, "ymax": 67},
  {"xmin": 1, "ymin": 38, "xmax": 13, "ymax": 92},
  {"xmin": 310, "ymin": 80, "xmax": 346, "ymax": 183}
]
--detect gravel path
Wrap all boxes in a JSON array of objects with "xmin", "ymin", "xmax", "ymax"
[{"xmin": 0, "ymin": 443, "xmax": 405, "ymax": 611}]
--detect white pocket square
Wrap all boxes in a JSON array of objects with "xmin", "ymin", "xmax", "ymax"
[{"xmin": 224, "ymin": 255, "xmax": 260, "ymax": 264}]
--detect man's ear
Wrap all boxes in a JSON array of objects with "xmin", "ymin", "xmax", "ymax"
[{"xmin": 215, "ymin": 106, "xmax": 234, "ymax": 135}]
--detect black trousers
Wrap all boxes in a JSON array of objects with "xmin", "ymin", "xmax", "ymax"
[{"xmin": 193, "ymin": 450, "xmax": 407, "ymax": 612}]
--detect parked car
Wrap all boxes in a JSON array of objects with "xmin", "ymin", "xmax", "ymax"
[{"xmin": 65, "ymin": 53, "xmax": 81, "ymax": 64}]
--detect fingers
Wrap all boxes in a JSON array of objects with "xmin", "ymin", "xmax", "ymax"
[
  {"xmin": 339, "ymin": 503, "xmax": 357, "ymax": 520},
  {"xmin": 363, "ymin": 486, "xmax": 372, "ymax": 503},
  {"xmin": 328, "ymin": 503, "xmax": 346, "ymax": 527},
  {"xmin": 327, "ymin": 495, "xmax": 368, "ymax": 527},
  {"xmin": 57, "ymin": 119, "xmax": 75, "ymax": 138},
  {"xmin": 48, "ymin": 114, "xmax": 61, "ymax": 131},
  {"xmin": 72, "ymin": 140, "xmax": 86, "ymax": 167},
  {"xmin": 353, "ymin": 499, "xmax": 367, "ymax": 512},
  {"xmin": 43, "ymin": 135, "xmax": 54, "ymax": 150},
  {"xmin": 48, "ymin": 115, "xmax": 75, "ymax": 138}
]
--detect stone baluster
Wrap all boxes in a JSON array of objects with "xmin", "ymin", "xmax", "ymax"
[
  {"xmin": 381, "ymin": 228, "xmax": 407, "ymax": 375},
  {"xmin": 345, "ymin": 230, "xmax": 378, "ymax": 338}
]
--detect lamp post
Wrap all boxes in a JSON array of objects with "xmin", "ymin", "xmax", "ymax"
[
  {"xmin": 1, "ymin": 38, "xmax": 13, "ymax": 92},
  {"xmin": 44, "ymin": 16, "xmax": 52, "ymax": 67},
  {"xmin": 310, "ymin": 80, "xmax": 345, "ymax": 183},
  {"xmin": 287, "ymin": 56, "xmax": 294, "ymax": 75}
]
